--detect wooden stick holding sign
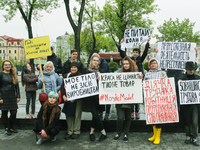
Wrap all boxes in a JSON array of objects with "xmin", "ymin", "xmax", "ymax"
[{"xmin": 38, "ymin": 58, "xmax": 46, "ymax": 92}]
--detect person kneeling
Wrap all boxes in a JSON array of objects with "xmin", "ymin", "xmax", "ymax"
[{"xmin": 33, "ymin": 91, "xmax": 61, "ymax": 145}]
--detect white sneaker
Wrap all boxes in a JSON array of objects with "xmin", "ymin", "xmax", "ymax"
[{"xmin": 36, "ymin": 137, "xmax": 44, "ymax": 145}]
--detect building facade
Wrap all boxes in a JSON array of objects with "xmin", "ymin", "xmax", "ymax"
[{"xmin": 0, "ymin": 35, "xmax": 25, "ymax": 61}]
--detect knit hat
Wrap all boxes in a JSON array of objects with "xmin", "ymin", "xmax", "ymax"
[
  {"xmin": 185, "ymin": 61, "xmax": 196, "ymax": 70},
  {"xmin": 91, "ymin": 53, "xmax": 100, "ymax": 59},
  {"xmin": 22, "ymin": 67, "xmax": 28, "ymax": 73},
  {"xmin": 70, "ymin": 62, "xmax": 79, "ymax": 69}
]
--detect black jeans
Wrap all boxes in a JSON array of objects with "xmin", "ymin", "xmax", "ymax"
[
  {"xmin": 91, "ymin": 105, "xmax": 104, "ymax": 131},
  {"xmin": 116, "ymin": 108, "xmax": 132, "ymax": 135},
  {"xmin": 26, "ymin": 91, "xmax": 36, "ymax": 114}
]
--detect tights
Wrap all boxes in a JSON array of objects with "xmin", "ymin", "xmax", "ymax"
[{"xmin": 1, "ymin": 110, "xmax": 17, "ymax": 128}]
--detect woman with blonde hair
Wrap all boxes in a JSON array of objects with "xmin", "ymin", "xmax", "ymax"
[
  {"xmin": 0, "ymin": 60, "xmax": 20, "ymax": 135},
  {"xmin": 114, "ymin": 56, "xmax": 138, "ymax": 142}
]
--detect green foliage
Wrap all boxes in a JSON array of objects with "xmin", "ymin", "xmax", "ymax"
[
  {"xmin": 155, "ymin": 18, "xmax": 200, "ymax": 44},
  {"xmin": 0, "ymin": 0, "xmax": 60, "ymax": 22},
  {"xmin": 108, "ymin": 61, "xmax": 118, "ymax": 72},
  {"xmin": 81, "ymin": 58, "xmax": 86, "ymax": 66},
  {"xmin": 98, "ymin": 0, "xmax": 159, "ymax": 48},
  {"xmin": 195, "ymin": 62, "xmax": 198, "ymax": 71},
  {"xmin": 143, "ymin": 62, "xmax": 150, "ymax": 71}
]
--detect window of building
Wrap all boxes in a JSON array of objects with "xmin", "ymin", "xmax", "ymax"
[
  {"xmin": 9, "ymin": 50, "xmax": 11, "ymax": 54},
  {"xmin": 14, "ymin": 50, "xmax": 16, "ymax": 54},
  {"xmin": 3, "ymin": 50, "xmax": 5, "ymax": 54},
  {"xmin": 0, "ymin": 43, "xmax": 1, "ymax": 46},
  {"xmin": 9, "ymin": 56, "xmax": 11, "ymax": 59},
  {"xmin": 0, "ymin": 50, "xmax": 1, "ymax": 54},
  {"xmin": 3, "ymin": 43, "xmax": 4, "ymax": 46},
  {"xmin": 14, "ymin": 56, "xmax": 17, "ymax": 60},
  {"xmin": 8, "ymin": 43, "xmax": 11, "ymax": 46}
]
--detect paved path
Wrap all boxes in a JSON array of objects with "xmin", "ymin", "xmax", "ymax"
[{"xmin": 0, "ymin": 129, "xmax": 199, "ymax": 150}]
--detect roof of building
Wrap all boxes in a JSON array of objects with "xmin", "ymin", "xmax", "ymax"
[
  {"xmin": 0, "ymin": 35, "xmax": 23, "ymax": 45},
  {"xmin": 99, "ymin": 52, "xmax": 122, "ymax": 61}
]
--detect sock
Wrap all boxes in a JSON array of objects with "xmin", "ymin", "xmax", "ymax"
[{"xmin": 101, "ymin": 129, "xmax": 106, "ymax": 135}]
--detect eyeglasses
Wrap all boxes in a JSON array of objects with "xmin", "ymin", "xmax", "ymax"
[
  {"xmin": 4, "ymin": 64, "xmax": 11, "ymax": 66},
  {"xmin": 151, "ymin": 63, "xmax": 157, "ymax": 65}
]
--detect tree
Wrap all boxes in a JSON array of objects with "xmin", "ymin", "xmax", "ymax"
[
  {"xmin": 0, "ymin": 0, "xmax": 60, "ymax": 72},
  {"xmin": 109, "ymin": 61, "xmax": 118, "ymax": 72},
  {"xmin": 98, "ymin": 0, "xmax": 158, "ymax": 50},
  {"xmin": 155, "ymin": 18, "xmax": 200, "ymax": 44},
  {"xmin": 143, "ymin": 62, "xmax": 149, "ymax": 71},
  {"xmin": 64, "ymin": 0, "xmax": 86, "ymax": 57}
]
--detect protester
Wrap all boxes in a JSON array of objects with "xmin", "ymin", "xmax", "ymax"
[
  {"xmin": 113, "ymin": 56, "xmax": 138, "ymax": 142},
  {"xmin": 37, "ymin": 61, "xmax": 62, "ymax": 105},
  {"xmin": 179, "ymin": 61, "xmax": 200, "ymax": 146},
  {"xmin": 82, "ymin": 53, "xmax": 107, "ymax": 142},
  {"xmin": 99, "ymin": 57, "xmax": 111, "ymax": 121},
  {"xmin": 144, "ymin": 59, "xmax": 167, "ymax": 145},
  {"xmin": 120, "ymin": 36, "xmax": 151, "ymax": 120},
  {"xmin": 0, "ymin": 60, "xmax": 20, "ymax": 135},
  {"xmin": 62, "ymin": 49, "xmax": 84, "ymax": 76},
  {"xmin": 33, "ymin": 91, "xmax": 61, "ymax": 145},
  {"xmin": 21, "ymin": 64, "xmax": 38, "ymax": 119},
  {"xmin": 47, "ymin": 47, "xmax": 63, "ymax": 74},
  {"xmin": 61, "ymin": 62, "xmax": 83, "ymax": 140}
]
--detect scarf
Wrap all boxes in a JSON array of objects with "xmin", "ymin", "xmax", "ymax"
[
  {"xmin": 88, "ymin": 65, "xmax": 99, "ymax": 73},
  {"xmin": 42, "ymin": 100, "xmax": 60, "ymax": 128}
]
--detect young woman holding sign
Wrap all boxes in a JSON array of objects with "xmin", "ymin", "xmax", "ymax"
[
  {"xmin": 144, "ymin": 59, "xmax": 167, "ymax": 145},
  {"xmin": 37, "ymin": 61, "xmax": 62, "ymax": 105},
  {"xmin": 113, "ymin": 56, "xmax": 138, "ymax": 142},
  {"xmin": 82, "ymin": 53, "xmax": 107, "ymax": 142},
  {"xmin": 0, "ymin": 60, "xmax": 20, "ymax": 135},
  {"xmin": 61, "ymin": 62, "xmax": 83, "ymax": 140}
]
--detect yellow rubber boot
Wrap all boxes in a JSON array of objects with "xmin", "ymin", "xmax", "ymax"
[
  {"xmin": 154, "ymin": 128, "xmax": 161, "ymax": 145},
  {"xmin": 148, "ymin": 126, "xmax": 156, "ymax": 141}
]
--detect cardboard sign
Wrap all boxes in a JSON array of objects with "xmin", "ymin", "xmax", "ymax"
[
  {"xmin": 157, "ymin": 42, "xmax": 196, "ymax": 70},
  {"xmin": 144, "ymin": 77, "xmax": 179, "ymax": 124},
  {"xmin": 123, "ymin": 28, "xmax": 150, "ymax": 48},
  {"xmin": 99, "ymin": 72, "xmax": 143, "ymax": 104},
  {"xmin": 64, "ymin": 73, "xmax": 99, "ymax": 100},
  {"xmin": 34, "ymin": 57, "xmax": 47, "ymax": 64},
  {"xmin": 23, "ymin": 36, "xmax": 52, "ymax": 59},
  {"xmin": 178, "ymin": 80, "xmax": 200, "ymax": 105}
]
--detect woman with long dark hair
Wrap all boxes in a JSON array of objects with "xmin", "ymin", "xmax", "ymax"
[{"xmin": 0, "ymin": 60, "xmax": 20, "ymax": 135}]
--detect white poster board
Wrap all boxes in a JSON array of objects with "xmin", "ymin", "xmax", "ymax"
[
  {"xmin": 99, "ymin": 72, "xmax": 143, "ymax": 104},
  {"xmin": 143, "ymin": 77, "xmax": 179, "ymax": 124},
  {"xmin": 64, "ymin": 73, "xmax": 99, "ymax": 100},
  {"xmin": 123, "ymin": 28, "xmax": 150, "ymax": 48},
  {"xmin": 157, "ymin": 42, "xmax": 196, "ymax": 70},
  {"xmin": 178, "ymin": 80, "xmax": 200, "ymax": 105}
]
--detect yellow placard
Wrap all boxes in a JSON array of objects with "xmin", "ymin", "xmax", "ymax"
[{"xmin": 23, "ymin": 36, "xmax": 52, "ymax": 59}]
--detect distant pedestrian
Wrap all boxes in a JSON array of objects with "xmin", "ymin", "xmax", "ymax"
[
  {"xmin": 21, "ymin": 63, "xmax": 38, "ymax": 119},
  {"xmin": 0, "ymin": 60, "xmax": 20, "ymax": 136},
  {"xmin": 37, "ymin": 61, "xmax": 62, "ymax": 105},
  {"xmin": 33, "ymin": 91, "xmax": 61, "ymax": 145}
]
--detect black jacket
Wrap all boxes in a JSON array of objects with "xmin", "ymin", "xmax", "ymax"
[
  {"xmin": 0, "ymin": 72, "xmax": 20, "ymax": 99},
  {"xmin": 62, "ymin": 57, "xmax": 84, "ymax": 76},
  {"xmin": 119, "ymin": 42, "xmax": 149, "ymax": 74},
  {"xmin": 47, "ymin": 53, "xmax": 62, "ymax": 74}
]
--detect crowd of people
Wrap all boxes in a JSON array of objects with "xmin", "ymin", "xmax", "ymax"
[{"xmin": 0, "ymin": 40, "xmax": 199, "ymax": 147}]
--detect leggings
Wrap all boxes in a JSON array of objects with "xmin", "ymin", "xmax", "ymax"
[
  {"xmin": 1, "ymin": 110, "xmax": 17, "ymax": 129},
  {"xmin": 91, "ymin": 106, "xmax": 104, "ymax": 131}
]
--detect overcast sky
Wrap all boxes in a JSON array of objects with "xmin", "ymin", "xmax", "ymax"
[{"xmin": 0, "ymin": 0, "xmax": 200, "ymax": 44}]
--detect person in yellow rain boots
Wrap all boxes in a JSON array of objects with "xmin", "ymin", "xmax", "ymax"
[
  {"xmin": 148, "ymin": 125, "xmax": 161, "ymax": 144},
  {"xmin": 144, "ymin": 59, "xmax": 167, "ymax": 145}
]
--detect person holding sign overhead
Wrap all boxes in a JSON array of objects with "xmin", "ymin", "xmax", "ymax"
[
  {"xmin": 120, "ymin": 35, "xmax": 151, "ymax": 120},
  {"xmin": 144, "ymin": 59, "xmax": 167, "ymax": 145},
  {"xmin": 82, "ymin": 53, "xmax": 107, "ymax": 142},
  {"xmin": 37, "ymin": 61, "xmax": 62, "ymax": 105},
  {"xmin": 113, "ymin": 56, "xmax": 138, "ymax": 142},
  {"xmin": 0, "ymin": 60, "xmax": 20, "ymax": 135},
  {"xmin": 178, "ymin": 61, "xmax": 200, "ymax": 146},
  {"xmin": 61, "ymin": 62, "xmax": 83, "ymax": 140}
]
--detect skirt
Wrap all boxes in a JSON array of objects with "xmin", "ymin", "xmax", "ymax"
[{"xmin": 0, "ymin": 90, "xmax": 18, "ymax": 110}]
